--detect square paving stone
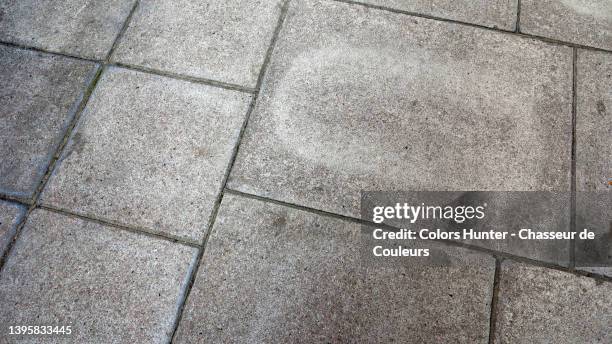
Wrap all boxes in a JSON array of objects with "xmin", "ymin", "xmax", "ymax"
[
  {"xmin": 521, "ymin": 0, "xmax": 612, "ymax": 51},
  {"xmin": 0, "ymin": 0, "xmax": 137, "ymax": 60},
  {"xmin": 111, "ymin": 0, "xmax": 283, "ymax": 88},
  {"xmin": 0, "ymin": 208, "xmax": 197, "ymax": 343},
  {"xmin": 41, "ymin": 67, "xmax": 251, "ymax": 242},
  {"xmin": 0, "ymin": 200, "xmax": 25, "ymax": 258},
  {"xmin": 493, "ymin": 261, "xmax": 612, "ymax": 343},
  {"xmin": 174, "ymin": 193, "xmax": 495, "ymax": 343},
  {"xmin": 229, "ymin": 0, "xmax": 573, "ymax": 218},
  {"xmin": 355, "ymin": 0, "xmax": 518, "ymax": 30},
  {"xmin": 0, "ymin": 46, "xmax": 98, "ymax": 199}
]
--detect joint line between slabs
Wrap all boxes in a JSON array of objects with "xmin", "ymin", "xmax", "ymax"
[
  {"xmin": 0, "ymin": 66, "xmax": 104, "ymax": 274},
  {"xmin": 167, "ymin": 1, "xmax": 293, "ymax": 342},
  {"xmin": 0, "ymin": 0, "xmax": 139, "ymax": 275},
  {"xmin": 569, "ymin": 47, "xmax": 578, "ymax": 269},
  {"xmin": 487, "ymin": 258, "xmax": 503, "ymax": 344},
  {"xmin": 225, "ymin": 188, "xmax": 612, "ymax": 284},
  {"xmin": 515, "ymin": 0, "xmax": 521, "ymax": 33}
]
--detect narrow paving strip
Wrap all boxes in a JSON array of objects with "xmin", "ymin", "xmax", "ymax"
[
  {"xmin": 0, "ymin": 208, "xmax": 197, "ymax": 343},
  {"xmin": 521, "ymin": 0, "xmax": 612, "ymax": 51},
  {"xmin": 575, "ymin": 50, "xmax": 612, "ymax": 277},
  {"xmin": 0, "ymin": 46, "xmax": 98, "ymax": 199},
  {"xmin": 493, "ymin": 261, "xmax": 611, "ymax": 343},
  {"xmin": 576, "ymin": 50, "xmax": 612, "ymax": 192},
  {"xmin": 352, "ymin": 0, "xmax": 518, "ymax": 30},
  {"xmin": 174, "ymin": 194, "xmax": 495, "ymax": 343},
  {"xmin": 111, "ymin": 0, "xmax": 283, "ymax": 88},
  {"xmin": 0, "ymin": 0, "xmax": 136, "ymax": 60},
  {"xmin": 40, "ymin": 67, "xmax": 251, "ymax": 242},
  {"xmin": 229, "ymin": 0, "xmax": 573, "ymax": 262},
  {"xmin": 0, "ymin": 201, "xmax": 25, "ymax": 258}
]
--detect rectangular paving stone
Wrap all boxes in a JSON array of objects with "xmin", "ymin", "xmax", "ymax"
[
  {"xmin": 0, "ymin": 200, "xmax": 25, "ymax": 258},
  {"xmin": 174, "ymin": 193, "xmax": 495, "ymax": 343},
  {"xmin": 0, "ymin": 46, "xmax": 98, "ymax": 199},
  {"xmin": 0, "ymin": 0, "xmax": 136, "ymax": 60},
  {"xmin": 41, "ymin": 67, "xmax": 251, "ymax": 242},
  {"xmin": 111, "ymin": 0, "xmax": 283, "ymax": 88},
  {"xmin": 355, "ymin": 0, "xmax": 518, "ymax": 30},
  {"xmin": 521, "ymin": 0, "xmax": 612, "ymax": 51},
  {"xmin": 0, "ymin": 208, "xmax": 197, "ymax": 343},
  {"xmin": 576, "ymin": 50, "xmax": 612, "ymax": 192},
  {"xmin": 575, "ymin": 50, "xmax": 612, "ymax": 277},
  {"xmin": 493, "ymin": 261, "xmax": 611, "ymax": 343},
  {"xmin": 229, "ymin": 0, "xmax": 573, "ymax": 218}
]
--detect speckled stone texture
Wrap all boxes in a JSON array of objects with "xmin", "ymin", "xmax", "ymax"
[
  {"xmin": 356, "ymin": 0, "xmax": 518, "ymax": 30},
  {"xmin": 0, "ymin": 46, "xmax": 98, "ymax": 199},
  {"xmin": 0, "ymin": 208, "xmax": 197, "ymax": 343},
  {"xmin": 174, "ymin": 194, "xmax": 495, "ymax": 343},
  {"xmin": 111, "ymin": 0, "xmax": 283, "ymax": 87},
  {"xmin": 493, "ymin": 261, "xmax": 612, "ymax": 343},
  {"xmin": 229, "ymin": 0, "xmax": 573, "ymax": 218},
  {"xmin": 576, "ymin": 50, "xmax": 612, "ymax": 192},
  {"xmin": 575, "ymin": 50, "xmax": 612, "ymax": 277},
  {"xmin": 0, "ymin": 0, "xmax": 136, "ymax": 60},
  {"xmin": 41, "ymin": 67, "xmax": 251, "ymax": 242},
  {"xmin": 521, "ymin": 0, "xmax": 612, "ymax": 50},
  {"xmin": 0, "ymin": 200, "xmax": 25, "ymax": 258}
]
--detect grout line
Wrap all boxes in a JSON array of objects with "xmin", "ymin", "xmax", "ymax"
[
  {"xmin": 0, "ymin": 40, "xmax": 100, "ymax": 63},
  {"xmin": 0, "ymin": 66, "xmax": 104, "ymax": 273},
  {"xmin": 226, "ymin": 188, "xmax": 368, "ymax": 226},
  {"xmin": 167, "ymin": 1, "xmax": 293, "ymax": 342},
  {"xmin": 105, "ymin": 0, "xmax": 140, "ymax": 62},
  {"xmin": 515, "ymin": 0, "xmax": 521, "ymax": 33},
  {"xmin": 330, "ymin": 0, "xmax": 612, "ymax": 54},
  {"xmin": 569, "ymin": 48, "xmax": 578, "ymax": 269},
  {"xmin": 39, "ymin": 205, "xmax": 200, "ymax": 248},
  {"xmin": 0, "ymin": 1, "xmax": 141, "ymax": 275},
  {"xmin": 0, "ymin": 194, "xmax": 33, "ymax": 207},
  {"xmin": 225, "ymin": 188, "xmax": 612, "ymax": 284},
  {"xmin": 111, "ymin": 62, "xmax": 256, "ymax": 94},
  {"xmin": 487, "ymin": 258, "xmax": 502, "ymax": 344}
]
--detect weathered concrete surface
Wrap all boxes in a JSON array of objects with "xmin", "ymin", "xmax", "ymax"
[
  {"xmin": 356, "ymin": 0, "xmax": 518, "ymax": 30},
  {"xmin": 494, "ymin": 261, "xmax": 612, "ymax": 343},
  {"xmin": 229, "ymin": 0, "xmax": 573, "ymax": 218},
  {"xmin": 112, "ymin": 0, "xmax": 283, "ymax": 87},
  {"xmin": 0, "ymin": 200, "xmax": 25, "ymax": 258},
  {"xmin": 575, "ymin": 50, "xmax": 612, "ymax": 277},
  {"xmin": 174, "ymin": 194, "xmax": 495, "ymax": 343},
  {"xmin": 521, "ymin": 0, "xmax": 612, "ymax": 50},
  {"xmin": 0, "ymin": 0, "xmax": 136, "ymax": 60},
  {"xmin": 41, "ymin": 67, "xmax": 251, "ymax": 242},
  {"xmin": 576, "ymin": 50, "xmax": 612, "ymax": 192},
  {"xmin": 0, "ymin": 46, "xmax": 98, "ymax": 199},
  {"xmin": 0, "ymin": 208, "xmax": 197, "ymax": 343}
]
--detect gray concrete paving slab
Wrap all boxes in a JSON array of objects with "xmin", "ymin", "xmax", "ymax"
[
  {"xmin": 493, "ymin": 261, "xmax": 612, "ymax": 344},
  {"xmin": 174, "ymin": 193, "xmax": 495, "ymax": 343},
  {"xmin": 111, "ymin": 0, "xmax": 283, "ymax": 87},
  {"xmin": 0, "ymin": 200, "xmax": 25, "ymax": 259},
  {"xmin": 575, "ymin": 50, "xmax": 612, "ymax": 277},
  {"xmin": 0, "ymin": 46, "xmax": 98, "ymax": 199},
  {"xmin": 355, "ymin": 0, "xmax": 518, "ymax": 30},
  {"xmin": 40, "ymin": 67, "xmax": 251, "ymax": 242},
  {"xmin": 229, "ymin": 0, "xmax": 573, "ymax": 219},
  {"xmin": 0, "ymin": 208, "xmax": 197, "ymax": 343},
  {"xmin": 576, "ymin": 50, "xmax": 612, "ymax": 192},
  {"xmin": 521, "ymin": 0, "xmax": 612, "ymax": 50},
  {"xmin": 0, "ymin": 0, "xmax": 137, "ymax": 60}
]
